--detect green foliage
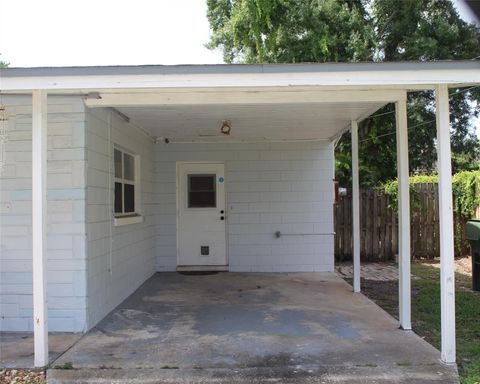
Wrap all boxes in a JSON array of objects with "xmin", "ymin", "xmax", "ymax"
[
  {"xmin": 383, "ymin": 174, "xmax": 438, "ymax": 212},
  {"xmin": 206, "ymin": 0, "xmax": 480, "ymax": 186},
  {"xmin": 452, "ymin": 171, "xmax": 480, "ymax": 218},
  {"xmin": 207, "ymin": 0, "xmax": 374, "ymax": 64},
  {"xmin": 0, "ymin": 53, "xmax": 8, "ymax": 68},
  {"xmin": 383, "ymin": 171, "xmax": 480, "ymax": 219}
]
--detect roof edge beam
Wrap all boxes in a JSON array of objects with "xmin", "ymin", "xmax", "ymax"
[
  {"xmin": 84, "ymin": 89, "xmax": 406, "ymax": 108},
  {"xmin": 1, "ymin": 64, "xmax": 479, "ymax": 91}
]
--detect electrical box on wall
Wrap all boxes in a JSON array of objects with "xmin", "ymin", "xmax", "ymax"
[{"xmin": 334, "ymin": 181, "xmax": 348, "ymax": 204}]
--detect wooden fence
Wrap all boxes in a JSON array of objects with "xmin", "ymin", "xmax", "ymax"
[{"xmin": 334, "ymin": 183, "xmax": 472, "ymax": 261}]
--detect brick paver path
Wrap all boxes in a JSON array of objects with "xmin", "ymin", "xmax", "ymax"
[{"xmin": 336, "ymin": 262, "xmax": 399, "ymax": 281}]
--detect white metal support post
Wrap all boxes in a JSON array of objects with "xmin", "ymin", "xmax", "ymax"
[
  {"xmin": 32, "ymin": 90, "xmax": 48, "ymax": 367},
  {"xmin": 396, "ymin": 97, "xmax": 412, "ymax": 330},
  {"xmin": 351, "ymin": 120, "xmax": 361, "ymax": 293},
  {"xmin": 435, "ymin": 84, "xmax": 456, "ymax": 364}
]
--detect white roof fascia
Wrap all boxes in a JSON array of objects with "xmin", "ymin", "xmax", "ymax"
[{"xmin": 1, "ymin": 62, "xmax": 479, "ymax": 93}]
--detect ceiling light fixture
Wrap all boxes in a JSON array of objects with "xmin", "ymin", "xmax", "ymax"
[{"xmin": 220, "ymin": 120, "xmax": 231, "ymax": 135}]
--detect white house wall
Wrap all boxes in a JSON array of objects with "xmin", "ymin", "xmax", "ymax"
[
  {"xmin": 1, "ymin": 100, "xmax": 335, "ymax": 333},
  {"xmin": 155, "ymin": 142, "xmax": 335, "ymax": 272},
  {"xmin": 85, "ymin": 108, "xmax": 156, "ymax": 329},
  {"xmin": 0, "ymin": 96, "xmax": 87, "ymax": 332}
]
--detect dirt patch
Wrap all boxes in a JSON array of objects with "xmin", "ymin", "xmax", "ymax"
[
  {"xmin": 420, "ymin": 256, "xmax": 472, "ymax": 276},
  {"xmin": 454, "ymin": 256, "xmax": 473, "ymax": 276},
  {"xmin": 345, "ymin": 278, "xmax": 400, "ymax": 319},
  {"xmin": 0, "ymin": 369, "xmax": 45, "ymax": 384}
]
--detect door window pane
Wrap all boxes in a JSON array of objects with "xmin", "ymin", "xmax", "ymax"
[
  {"xmin": 114, "ymin": 182, "xmax": 123, "ymax": 213},
  {"xmin": 188, "ymin": 174, "xmax": 216, "ymax": 208},
  {"xmin": 114, "ymin": 149, "xmax": 122, "ymax": 178},
  {"xmin": 123, "ymin": 153, "xmax": 135, "ymax": 181},
  {"xmin": 124, "ymin": 184, "xmax": 135, "ymax": 213}
]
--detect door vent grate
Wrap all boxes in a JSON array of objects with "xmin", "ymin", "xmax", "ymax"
[{"xmin": 201, "ymin": 246, "xmax": 210, "ymax": 256}]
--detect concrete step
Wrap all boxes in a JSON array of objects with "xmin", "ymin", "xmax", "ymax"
[{"xmin": 47, "ymin": 364, "xmax": 459, "ymax": 384}]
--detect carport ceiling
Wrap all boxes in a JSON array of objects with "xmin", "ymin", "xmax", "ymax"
[{"xmin": 116, "ymin": 102, "xmax": 385, "ymax": 142}]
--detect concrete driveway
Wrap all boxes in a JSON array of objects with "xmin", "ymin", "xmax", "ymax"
[{"xmin": 48, "ymin": 272, "xmax": 458, "ymax": 383}]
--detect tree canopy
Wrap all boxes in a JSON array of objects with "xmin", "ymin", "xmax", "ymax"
[{"xmin": 207, "ymin": 0, "xmax": 480, "ymax": 186}]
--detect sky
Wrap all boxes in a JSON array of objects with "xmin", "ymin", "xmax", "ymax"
[
  {"xmin": 0, "ymin": 0, "xmax": 224, "ymax": 67},
  {"xmin": 0, "ymin": 0, "xmax": 477, "ymax": 68}
]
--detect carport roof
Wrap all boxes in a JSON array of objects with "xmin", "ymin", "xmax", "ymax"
[
  {"xmin": 1, "ymin": 61, "xmax": 479, "ymax": 142},
  {"xmin": 1, "ymin": 60, "xmax": 479, "ymax": 77},
  {"xmin": 1, "ymin": 60, "xmax": 479, "ymax": 91}
]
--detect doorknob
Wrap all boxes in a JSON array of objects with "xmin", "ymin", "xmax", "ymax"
[
  {"xmin": 220, "ymin": 216, "xmax": 225, "ymax": 220},
  {"xmin": 220, "ymin": 210, "xmax": 224, "ymax": 214}
]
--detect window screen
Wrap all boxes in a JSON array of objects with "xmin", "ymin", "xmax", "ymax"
[
  {"xmin": 124, "ymin": 184, "xmax": 135, "ymax": 213},
  {"xmin": 188, "ymin": 174, "xmax": 216, "ymax": 208},
  {"xmin": 123, "ymin": 153, "xmax": 135, "ymax": 181},
  {"xmin": 114, "ymin": 147, "xmax": 138, "ymax": 216},
  {"xmin": 114, "ymin": 149, "xmax": 123, "ymax": 178},
  {"xmin": 114, "ymin": 182, "xmax": 123, "ymax": 213}
]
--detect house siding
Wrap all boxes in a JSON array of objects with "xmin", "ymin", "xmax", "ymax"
[
  {"xmin": 155, "ymin": 142, "xmax": 335, "ymax": 272},
  {"xmin": 85, "ymin": 108, "xmax": 156, "ymax": 329},
  {"xmin": 0, "ymin": 96, "xmax": 88, "ymax": 332}
]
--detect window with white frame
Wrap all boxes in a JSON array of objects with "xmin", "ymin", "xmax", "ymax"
[{"xmin": 114, "ymin": 147, "xmax": 138, "ymax": 217}]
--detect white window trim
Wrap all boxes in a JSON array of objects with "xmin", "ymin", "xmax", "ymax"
[
  {"xmin": 114, "ymin": 215, "xmax": 144, "ymax": 227},
  {"xmin": 113, "ymin": 145, "xmax": 142, "ymax": 226}
]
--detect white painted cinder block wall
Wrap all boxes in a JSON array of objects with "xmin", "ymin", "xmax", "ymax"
[
  {"xmin": 155, "ymin": 142, "xmax": 335, "ymax": 272},
  {"xmin": 1, "ymin": 98, "xmax": 335, "ymax": 332},
  {"xmin": 85, "ymin": 108, "xmax": 156, "ymax": 328},
  {"xmin": 0, "ymin": 100, "xmax": 157, "ymax": 332},
  {"xmin": 0, "ymin": 96, "xmax": 88, "ymax": 332}
]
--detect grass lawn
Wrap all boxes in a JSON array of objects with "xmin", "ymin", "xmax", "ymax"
[{"xmin": 350, "ymin": 263, "xmax": 480, "ymax": 384}]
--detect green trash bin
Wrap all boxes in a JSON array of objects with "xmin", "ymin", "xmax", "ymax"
[{"xmin": 466, "ymin": 219, "xmax": 480, "ymax": 292}]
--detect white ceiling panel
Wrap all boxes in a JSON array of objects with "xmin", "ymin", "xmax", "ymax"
[{"xmin": 117, "ymin": 102, "xmax": 385, "ymax": 142}]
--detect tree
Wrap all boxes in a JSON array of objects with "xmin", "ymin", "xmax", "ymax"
[
  {"xmin": 207, "ymin": 0, "xmax": 480, "ymax": 186},
  {"xmin": 0, "ymin": 54, "xmax": 8, "ymax": 68},
  {"xmin": 207, "ymin": 0, "xmax": 374, "ymax": 63}
]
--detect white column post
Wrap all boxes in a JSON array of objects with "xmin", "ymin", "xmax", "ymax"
[
  {"xmin": 435, "ymin": 84, "xmax": 456, "ymax": 364},
  {"xmin": 351, "ymin": 120, "xmax": 361, "ymax": 293},
  {"xmin": 396, "ymin": 96, "xmax": 412, "ymax": 330},
  {"xmin": 32, "ymin": 90, "xmax": 48, "ymax": 367}
]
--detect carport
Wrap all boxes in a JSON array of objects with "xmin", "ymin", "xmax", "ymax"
[
  {"xmin": 45, "ymin": 272, "xmax": 458, "ymax": 383},
  {"xmin": 1, "ymin": 61, "xmax": 479, "ymax": 370}
]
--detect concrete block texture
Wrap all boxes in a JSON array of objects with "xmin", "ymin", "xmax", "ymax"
[
  {"xmin": 154, "ymin": 141, "xmax": 335, "ymax": 272},
  {"xmin": 84, "ymin": 108, "xmax": 156, "ymax": 329},
  {"xmin": 0, "ymin": 96, "xmax": 88, "ymax": 332}
]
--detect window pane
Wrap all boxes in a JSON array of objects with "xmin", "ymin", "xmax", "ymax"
[
  {"xmin": 114, "ymin": 182, "xmax": 123, "ymax": 213},
  {"xmin": 124, "ymin": 153, "xmax": 135, "ymax": 181},
  {"xmin": 114, "ymin": 149, "xmax": 122, "ymax": 179},
  {"xmin": 188, "ymin": 175, "xmax": 216, "ymax": 208},
  {"xmin": 189, "ymin": 174, "xmax": 215, "ymax": 191},
  {"xmin": 124, "ymin": 184, "xmax": 135, "ymax": 213}
]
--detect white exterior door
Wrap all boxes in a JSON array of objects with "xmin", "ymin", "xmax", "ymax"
[{"xmin": 177, "ymin": 163, "xmax": 227, "ymax": 268}]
